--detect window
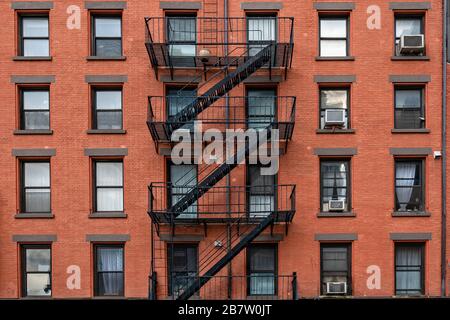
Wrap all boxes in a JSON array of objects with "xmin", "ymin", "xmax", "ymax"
[
  {"xmin": 247, "ymin": 244, "xmax": 277, "ymax": 296},
  {"xmin": 247, "ymin": 88, "xmax": 276, "ymax": 129},
  {"xmin": 21, "ymin": 161, "xmax": 51, "ymax": 213},
  {"xmin": 395, "ymin": 243, "xmax": 424, "ymax": 295},
  {"xmin": 395, "ymin": 160, "xmax": 424, "ymax": 212},
  {"xmin": 320, "ymin": 160, "xmax": 350, "ymax": 212},
  {"xmin": 19, "ymin": 15, "xmax": 49, "ymax": 57},
  {"xmin": 166, "ymin": 86, "xmax": 197, "ymax": 130},
  {"xmin": 319, "ymin": 88, "xmax": 349, "ymax": 129},
  {"xmin": 94, "ymin": 245, "xmax": 124, "ymax": 296},
  {"xmin": 94, "ymin": 161, "xmax": 124, "ymax": 212},
  {"xmin": 247, "ymin": 164, "xmax": 276, "ymax": 218},
  {"xmin": 247, "ymin": 15, "xmax": 277, "ymax": 57},
  {"xmin": 92, "ymin": 15, "xmax": 122, "ymax": 57},
  {"xmin": 319, "ymin": 16, "xmax": 348, "ymax": 57},
  {"xmin": 320, "ymin": 244, "xmax": 351, "ymax": 295},
  {"xmin": 395, "ymin": 15, "xmax": 424, "ymax": 55},
  {"xmin": 92, "ymin": 88, "xmax": 123, "ymax": 129},
  {"xmin": 21, "ymin": 245, "xmax": 51, "ymax": 297},
  {"xmin": 166, "ymin": 15, "xmax": 196, "ymax": 57},
  {"xmin": 167, "ymin": 244, "xmax": 198, "ymax": 297},
  {"xmin": 168, "ymin": 163, "xmax": 197, "ymax": 218},
  {"xmin": 394, "ymin": 87, "xmax": 424, "ymax": 129},
  {"xmin": 20, "ymin": 88, "xmax": 50, "ymax": 130}
]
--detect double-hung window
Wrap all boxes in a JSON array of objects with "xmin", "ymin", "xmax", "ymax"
[
  {"xmin": 247, "ymin": 244, "xmax": 277, "ymax": 296},
  {"xmin": 395, "ymin": 243, "xmax": 424, "ymax": 295},
  {"xmin": 167, "ymin": 244, "xmax": 198, "ymax": 297},
  {"xmin": 166, "ymin": 87, "xmax": 197, "ymax": 130},
  {"xmin": 21, "ymin": 161, "xmax": 51, "ymax": 213},
  {"xmin": 94, "ymin": 161, "xmax": 124, "ymax": 212},
  {"xmin": 21, "ymin": 245, "xmax": 52, "ymax": 297},
  {"xmin": 247, "ymin": 164, "xmax": 276, "ymax": 218},
  {"xmin": 94, "ymin": 245, "xmax": 124, "ymax": 296},
  {"xmin": 319, "ymin": 16, "xmax": 348, "ymax": 57},
  {"xmin": 395, "ymin": 15, "xmax": 424, "ymax": 55},
  {"xmin": 320, "ymin": 244, "xmax": 351, "ymax": 295},
  {"xmin": 247, "ymin": 15, "xmax": 277, "ymax": 57},
  {"xmin": 92, "ymin": 15, "xmax": 122, "ymax": 57},
  {"xmin": 394, "ymin": 87, "xmax": 425, "ymax": 129},
  {"xmin": 20, "ymin": 15, "xmax": 49, "ymax": 57},
  {"xmin": 92, "ymin": 88, "xmax": 123, "ymax": 130},
  {"xmin": 247, "ymin": 88, "xmax": 276, "ymax": 130},
  {"xmin": 319, "ymin": 88, "xmax": 349, "ymax": 129},
  {"xmin": 166, "ymin": 15, "xmax": 196, "ymax": 57},
  {"xmin": 395, "ymin": 160, "xmax": 424, "ymax": 212},
  {"xmin": 320, "ymin": 160, "xmax": 350, "ymax": 212},
  {"xmin": 169, "ymin": 163, "xmax": 197, "ymax": 218},
  {"xmin": 20, "ymin": 88, "xmax": 50, "ymax": 130}
]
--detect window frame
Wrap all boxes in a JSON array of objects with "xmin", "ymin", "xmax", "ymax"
[
  {"xmin": 246, "ymin": 13, "xmax": 278, "ymax": 59},
  {"xmin": 165, "ymin": 85, "xmax": 198, "ymax": 122},
  {"xmin": 394, "ymin": 158, "xmax": 425, "ymax": 213},
  {"xmin": 393, "ymin": 86, "xmax": 425, "ymax": 129},
  {"xmin": 20, "ymin": 160, "xmax": 51, "ymax": 214},
  {"xmin": 93, "ymin": 244, "xmax": 125, "ymax": 297},
  {"xmin": 19, "ymin": 86, "xmax": 51, "ymax": 130},
  {"xmin": 319, "ymin": 86, "xmax": 351, "ymax": 129},
  {"xmin": 91, "ymin": 86, "xmax": 123, "ymax": 130},
  {"xmin": 21, "ymin": 244, "xmax": 52, "ymax": 298},
  {"xmin": 91, "ymin": 13, "xmax": 123, "ymax": 57},
  {"xmin": 394, "ymin": 242, "xmax": 425, "ymax": 296},
  {"xmin": 246, "ymin": 163, "xmax": 278, "ymax": 217},
  {"xmin": 245, "ymin": 87, "xmax": 278, "ymax": 130},
  {"xmin": 320, "ymin": 243, "xmax": 352, "ymax": 295},
  {"xmin": 167, "ymin": 160, "xmax": 198, "ymax": 217},
  {"xmin": 93, "ymin": 159, "xmax": 124, "ymax": 213},
  {"xmin": 246, "ymin": 244, "xmax": 278, "ymax": 296},
  {"xmin": 318, "ymin": 15, "xmax": 349, "ymax": 58},
  {"xmin": 167, "ymin": 243, "xmax": 199, "ymax": 297},
  {"xmin": 165, "ymin": 13, "xmax": 197, "ymax": 56},
  {"xmin": 394, "ymin": 14, "xmax": 425, "ymax": 56},
  {"xmin": 320, "ymin": 159, "xmax": 351, "ymax": 212},
  {"xmin": 18, "ymin": 14, "xmax": 50, "ymax": 57}
]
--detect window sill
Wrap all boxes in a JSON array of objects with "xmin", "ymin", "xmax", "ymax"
[
  {"xmin": 317, "ymin": 211, "xmax": 356, "ymax": 218},
  {"xmin": 86, "ymin": 129, "xmax": 127, "ymax": 134},
  {"xmin": 14, "ymin": 129, "xmax": 53, "ymax": 135},
  {"xmin": 12, "ymin": 56, "xmax": 52, "ymax": 61},
  {"xmin": 316, "ymin": 129, "xmax": 355, "ymax": 134},
  {"xmin": 392, "ymin": 211, "xmax": 431, "ymax": 217},
  {"xmin": 89, "ymin": 212, "xmax": 127, "ymax": 219},
  {"xmin": 391, "ymin": 56, "xmax": 430, "ymax": 61},
  {"xmin": 246, "ymin": 295, "xmax": 278, "ymax": 300},
  {"xmin": 315, "ymin": 56, "xmax": 355, "ymax": 61},
  {"xmin": 86, "ymin": 56, "xmax": 127, "ymax": 61},
  {"xmin": 15, "ymin": 213, "xmax": 54, "ymax": 219},
  {"xmin": 391, "ymin": 128, "xmax": 430, "ymax": 134}
]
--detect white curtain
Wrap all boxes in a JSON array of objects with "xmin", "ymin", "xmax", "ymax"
[
  {"xmin": 98, "ymin": 248, "xmax": 123, "ymax": 295},
  {"xmin": 396, "ymin": 163, "xmax": 416, "ymax": 211},
  {"xmin": 396, "ymin": 246, "xmax": 422, "ymax": 294}
]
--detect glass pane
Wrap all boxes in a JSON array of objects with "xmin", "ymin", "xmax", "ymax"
[
  {"xmin": 26, "ymin": 248, "xmax": 51, "ymax": 272},
  {"xmin": 248, "ymin": 18, "xmax": 276, "ymax": 41},
  {"xmin": 24, "ymin": 112, "xmax": 50, "ymax": 130},
  {"xmin": 98, "ymin": 273, "xmax": 124, "ymax": 296},
  {"xmin": 23, "ymin": 91, "xmax": 49, "ymax": 110},
  {"xmin": 249, "ymin": 195, "xmax": 274, "ymax": 217},
  {"xmin": 27, "ymin": 274, "xmax": 51, "ymax": 296},
  {"xmin": 395, "ymin": 109, "xmax": 423, "ymax": 129},
  {"xmin": 24, "ymin": 162, "xmax": 50, "ymax": 187},
  {"xmin": 96, "ymin": 91, "xmax": 122, "ymax": 110},
  {"xmin": 320, "ymin": 90, "xmax": 347, "ymax": 109},
  {"xmin": 396, "ymin": 19, "xmax": 422, "ymax": 37},
  {"xmin": 320, "ymin": 19, "xmax": 347, "ymax": 38},
  {"xmin": 395, "ymin": 90, "xmax": 421, "ymax": 108},
  {"xmin": 169, "ymin": 44, "xmax": 196, "ymax": 57},
  {"xmin": 95, "ymin": 39, "xmax": 121, "ymax": 57},
  {"xmin": 96, "ymin": 111, "xmax": 122, "ymax": 129},
  {"xmin": 170, "ymin": 164, "xmax": 197, "ymax": 187},
  {"xmin": 250, "ymin": 247, "xmax": 275, "ymax": 271},
  {"xmin": 95, "ymin": 17, "xmax": 121, "ymax": 37},
  {"xmin": 320, "ymin": 40, "xmax": 347, "ymax": 57},
  {"xmin": 97, "ymin": 247, "xmax": 123, "ymax": 271},
  {"xmin": 25, "ymin": 189, "xmax": 51, "ymax": 212},
  {"xmin": 167, "ymin": 18, "xmax": 196, "ymax": 42},
  {"xmin": 23, "ymin": 39, "xmax": 49, "ymax": 56},
  {"xmin": 23, "ymin": 18, "xmax": 48, "ymax": 37},
  {"xmin": 167, "ymin": 88, "xmax": 197, "ymax": 116},
  {"xmin": 96, "ymin": 162, "xmax": 123, "ymax": 186},
  {"xmin": 96, "ymin": 188, "xmax": 124, "ymax": 212},
  {"xmin": 322, "ymin": 247, "xmax": 348, "ymax": 272},
  {"xmin": 250, "ymin": 274, "xmax": 275, "ymax": 295}
]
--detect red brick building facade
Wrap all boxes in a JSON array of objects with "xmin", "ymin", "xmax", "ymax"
[{"xmin": 0, "ymin": 0, "xmax": 448, "ymax": 299}]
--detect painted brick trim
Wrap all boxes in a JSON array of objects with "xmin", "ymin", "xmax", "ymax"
[
  {"xmin": 159, "ymin": 234, "xmax": 204, "ymax": 242},
  {"xmin": 314, "ymin": 233, "xmax": 358, "ymax": 241},
  {"xmin": 389, "ymin": 2, "xmax": 431, "ymax": 10},
  {"xmin": 241, "ymin": 2, "xmax": 283, "ymax": 10},
  {"xmin": 389, "ymin": 75, "xmax": 431, "ymax": 83},
  {"xmin": 12, "ymin": 234, "xmax": 57, "ymax": 242},
  {"xmin": 313, "ymin": 2, "xmax": 355, "ymax": 10},
  {"xmin": 11, "ymin": 1, "xmax": 53, "ymax": 10},
  {"xmin": 159, "ymin": 1, "xmax": 201, "ymax": 10},
  {"xmin": 12, "ymin": 148, "xmax": 56, "ymax": 157},
  {"xmin": 85, "ymin": 75, "xmax": 128, "ymax": 83},
  {"xmin": 389, "ymin": 147, "xmax": 432, "ymax": 156},
  {"xmin": 84, "ymin": 148, "xmax": 128, "ymax": 156},
  {"xmin": 314, "ymin": 75, "xmax": 356, "ymax": 83},
  {"xmin": 313, "ymin": 148, "xmax": 357, "ymax": 156},
  {"xmin": 85, "ymin": 1, "xmax": 127, "ymax": 9},
  {"xmin": 390, "ymin": 233, "xmax": 432, "ymax": 240},
  {"xmin": 11, "ymin": 75, "xmax": 55, "ymax": 84},
  {"xmin": 86, "ymin": 234, "xmax": 130, "ymax": 242}
]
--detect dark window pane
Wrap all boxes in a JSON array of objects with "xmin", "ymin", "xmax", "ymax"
[
  {"xmin": 247, "ymin": 89, "xmax": 276, "ymax": 129},
  {"xmin": 95, "ymin": 39, "xmax": 121, "ymax": 57},
  {"xmin": 96, "ymin": 112, "xmax": 122, "ymax": 129},
  {"xmin": 395, "ymin": 244, "xmax": 423, "ymax": 295},
  {"xmin": 97, "ymin": 273, "xmax": 124, "ymax": 296},
  {"xmin": 96, "ymin": 246, "xmax": 124, "ymax": 296},
  {"xmin": 25, "ymin": 189, "xmax": 51, "ymax": 212},
  {"xmin": 167, "ymin": 18, "xmax": 196, "ymax": 42},
  {"xmin": 395, "ymin": 161, "xmax": 423, "ymax": 211},
  {"xmin": 321, "ymin": 161, "xmax": 349, "ymax": 211},
  {"xmin": 24, "ymin": 111, "xmax": 50, "ymax": 129},
  {"xmin": 248, "ymin": 245, "xmax": 276, "ymax": 295},
  {"xmin": 170, "ymin": 164, "xmax": 197, "ymax": 217}
]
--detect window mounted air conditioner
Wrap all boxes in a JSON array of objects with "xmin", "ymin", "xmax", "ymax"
[
  {"xmin": 326, "ymin": 282, "xmax": 347, "ymax": 295},
  {"xmin": 397, "ymin": 35, "xmax": 425, "ymax": 55},
  {"xmin": 324, "ymin": 109, "xmax": 346, "ymax": 126},
  {"xmin": 328, "ymin": 199, "xmax": 346, "ymax": 211}
]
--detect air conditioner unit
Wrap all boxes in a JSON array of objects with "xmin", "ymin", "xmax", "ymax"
[
  {"xmin": 397, "ymin": 35, "xmax": 425, "ymax": 55},
  {"xmin": 324, "ymin": 109, "xmax": 346, "ymax": 126},
  {"xmin": 326, "ymin": 282, "xmax": 347, "ymax": 295},
  {"xmin": 328, "ymin": 199, "xmax": 345, "ymax": 211}
]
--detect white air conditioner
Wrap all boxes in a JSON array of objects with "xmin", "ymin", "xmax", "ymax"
[
  {"xmin": 328, "ymin": 199, "xmax": 345, "ymax": 211},
  {"xmin": 397, "ymin": 35, "xmax": 425, "ymax": 55},
  {"xmin": 324, "ymin": 109, "xmax": 346, "ymax": 126},
  {"xmin": 326, "ymin": 282, "xmax": 347, "ymax": 295}
]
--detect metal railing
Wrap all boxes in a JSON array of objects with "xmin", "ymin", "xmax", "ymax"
[{"xmin": 148, "ymin": 183, "xmax": 296, "ymax": 224}]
